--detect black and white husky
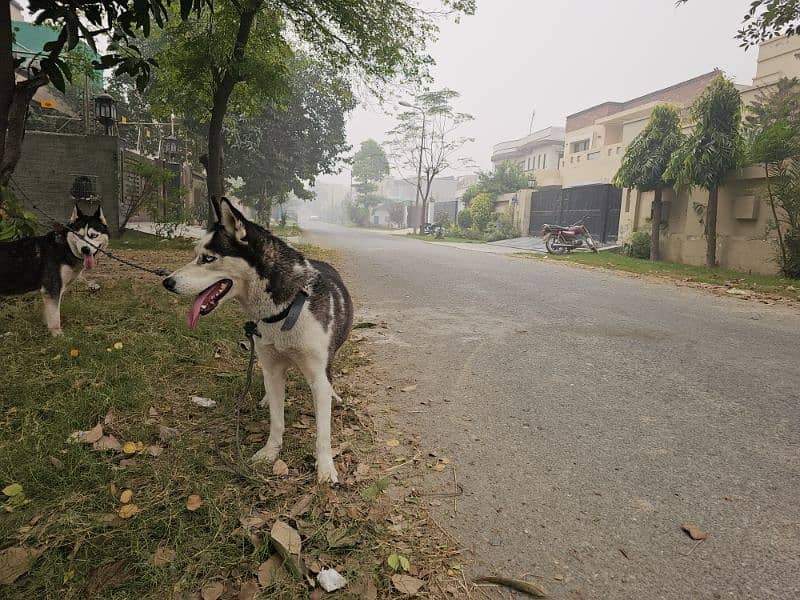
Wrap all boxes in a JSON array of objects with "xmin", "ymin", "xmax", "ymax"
[
  {"xmin": 162, "ymin": 197, "xmax": 353, "ymax": 483},
  {"xmin": 0, "ymin": 205, "xmax": 109, "ymax": 336}
]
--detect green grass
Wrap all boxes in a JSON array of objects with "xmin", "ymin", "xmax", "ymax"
[
  {"xmin": 0, "ymin": 244, "xmax": 456, "ymax": 598},
  {"xmin": 111, "ymin": 230, "xmax": 194, "ymax": 251},
  {"xmin": 524, "ymin": 250, "xmax": 800, "ymax": 300},
  {"xmin": 404, "ymin": 233, "xmax": 485, "ymax": 244}
]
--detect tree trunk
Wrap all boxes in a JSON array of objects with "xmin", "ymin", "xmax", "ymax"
[
  {"xmin": 0, "ymin": 1, "xmax": 13, "ymax": 183},
  {"xmin": 264, "ymin": 195, "xmax": 273, "ymax": 228},
  {"xmin": 650, "ymin": 186, "xmax": 662, "ymax": 261},
  {"xmin": 706, "ymin": 184, "xmax": 719, "ymax": 267},
  {"xmin": 764, "ymin": 162, "xmax": 786, "ymax": 270},
  {"xmin": 205, "ymin": 0, "xmax": 262, "ymax": 228}
]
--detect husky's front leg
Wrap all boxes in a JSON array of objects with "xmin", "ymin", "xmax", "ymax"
[
  {"xmin": 305, "ymin": 368, "xmax": 338, "ymax": 484},
  {"xmin": 252, "ymin": 356, "xmax": 288, "ymax": 464},
  {"xmin": 41, "ymin": 290, "xmax": 63, "ymax": 336}
]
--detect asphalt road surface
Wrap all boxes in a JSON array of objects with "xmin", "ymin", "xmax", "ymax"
[{"xmin": 306, "ymin": 223, "xmax": 800, "ymax": 600}]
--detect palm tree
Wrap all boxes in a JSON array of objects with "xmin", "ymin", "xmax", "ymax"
[
  {"xmin": 665, "ymin": 75, "xmax": 745, "ymax": 267},
  {"xmin": 613, "ymin": 104, "xmax": 684, "ymax": 261}
]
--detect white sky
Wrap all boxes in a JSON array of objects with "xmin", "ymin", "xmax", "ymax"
[{"xmin": 322, "ymin": 0, "xmax": 760, "ymax": 183}]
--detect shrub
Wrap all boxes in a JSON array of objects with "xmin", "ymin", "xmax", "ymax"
[
  {"xmin": 485, "ymin": 212, "xmax": 517, "ymax": 242},
  {"xmin": 623, "ymin": 230, "xmax": 651, "ymax": 259},
  {"xmin": 456, "ymin": 208, "xmax": 473, "ymax": 229},
  {"xmin": 784, "ymin": 232, "xmax": 800, "ymax": 278},
  {"xmin": 461, "ymin": 227, "xmax": 484, "ymax": 240},
  {"xmin": 470, "ymin": 193, "xmax": 493, "ymax": 232},
  {"xmin": 434, "ymin": 210, "xmax": 451, "ymax": 229}
]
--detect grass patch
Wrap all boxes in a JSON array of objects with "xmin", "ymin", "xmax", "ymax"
[
  {"xmin": 525, "ymin": 250, "xmax": 800, "ymax": 300},
  {"xmin": 0, "ymin": 244, "xmax": 458, "ymax": 598},
  {"xmin": 112, "ymin": 230, "xmax": 194, "ymax": 251},
  {"xmin": 404, "ymin": 234, "xmax": 485, "ymax": 244}
]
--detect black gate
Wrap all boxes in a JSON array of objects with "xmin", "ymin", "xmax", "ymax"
[{"xmin": 529, "ymin": 183, "xmax": 622, "ymax": 243}]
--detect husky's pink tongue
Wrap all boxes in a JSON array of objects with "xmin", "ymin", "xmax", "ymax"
[
  {"xmin": 83, "ymin": 254, "xmax": 96, "ymax": 270},
  {"xmin": 187, "ymin": 285, "xmax": 218, "ymax": 330}
]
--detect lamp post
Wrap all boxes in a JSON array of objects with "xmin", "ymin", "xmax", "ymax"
[
  {"xmin": 399, "ymin": 100, "xmax": 426, "ymax": 234},
  {"xmin": 94, "ymin": 92, "xmax": 117, "ymax": 135}
]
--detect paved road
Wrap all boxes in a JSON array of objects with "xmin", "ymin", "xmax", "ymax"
[{"xmin": 306, "ymin": 224, "xmax": 800, "ymax": 600}]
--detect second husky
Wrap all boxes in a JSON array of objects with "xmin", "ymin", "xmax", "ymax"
[{"xmin": 162, "ymin": 198, "xmax": 353, "ymax": 483}]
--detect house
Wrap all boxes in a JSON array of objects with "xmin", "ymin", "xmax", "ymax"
[
  {"xmin": 618, "ymin": 35, "xmax": 800, "ymax": 274},
  {"xmin": 490, "ymin": 126, "xmax": 565, "ymax": 188}
]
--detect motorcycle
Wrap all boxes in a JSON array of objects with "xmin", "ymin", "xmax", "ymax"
[
  {"xmin": 422, "ymin": 223, "xmax": 445, "ymax": 238},
  {"xmin": 541, "ymin": 217, "xmax": 598, "ymax": 254}
]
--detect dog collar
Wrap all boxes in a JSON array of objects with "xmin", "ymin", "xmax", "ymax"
[{"xmin": 261, "ymin": 291, "xmax": 308, "ymax": 331}]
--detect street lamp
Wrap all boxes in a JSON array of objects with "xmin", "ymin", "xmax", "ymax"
[
  {"xmin": 94, "ymin": 92, "xmax": 116, "ymax": 135},
  {"xmin": 399, "ymin": 100, "xmax": 426, "ymax": 233}
]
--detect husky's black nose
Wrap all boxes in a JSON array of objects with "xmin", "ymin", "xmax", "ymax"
[
  {"xmin": 81, "ymin": 246, "xmax": 91, "ymax": 255},
  {"xmin": 162, "ymin": 277, "xmax": 176, "ymax": 292}
]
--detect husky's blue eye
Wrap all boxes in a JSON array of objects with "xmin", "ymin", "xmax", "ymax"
[{"xmin": 201, "ymin": 255, "xmax": 217, "ymax": 264}]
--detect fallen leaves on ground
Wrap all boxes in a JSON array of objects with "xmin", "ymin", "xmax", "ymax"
[
  {"xmin": 362, "ymin": 477, "xmax": 389, "ymax": 501},
  {"xmin": 93, "ymin": 435, "xmax": 122, "ymax": 451},
  {"xmin": 391, "ymin": 573, "xmax": 425, "ymax": 595},
  {"xmin": 201, "ymin": 581, "xmax": 224, "ymax": 600},
  {"xmin": 117, "ymin": 503, "xmax": 140, "ymax": 519},
  {"xmin": 272, "ymin": 459, "xmax": 289, "ymax": 476},
  {"xmin": 0, "ymin": 546, "xmax": 44, "ymax": 585},
  {"xmin": 386, "ymin": 439, "xmax": 400, "ymax": 448},
  {"xmin": 681, "ymin": 523, "xmax": 708, "ymax": 541},
  {"xmin": 159, "ymin": 425, "xmax": 179, "ymax": 442},
  {"xmin": 186, "ymin": 495, "xmax": 203, "ymax": 511},
  {"xmin": 270, "ymin": 520, "xmax": 303, "ymax": 577},
  {"xmin": 83, "ymin": 560, "xmax": 131, "ymax": 596},
  {"xmin": 68, "ymin": 422, "xmax": 104, "ymax": 444},
  {"xmin": 119, "ymin": 489, "xmax": 133, "ymax": 504},
  {"xmin": 257, "ymin": 555, "xmax": 282, "ymax": 588},
  {"xmin": 150, "ymin": 546, "xmax": 176, "ymax": 567},
  {"xmin": 287, "ymin": 493, "xmax": 313, "ymax": 518},
  {"xmin": 238, "ymin": 580, "xmax": 260, "ymax": 600}
]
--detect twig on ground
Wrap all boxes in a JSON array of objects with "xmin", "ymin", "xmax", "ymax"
[
  {"xmin": 383, "ymin": 451, "xmax": 422, "ymax": 473},
  {"xmin": 452, "ymin": 466, "xmax": 458, "ymax": 514},
  {"xmin": 473, "ymin": 576, "xmax": 547, "ymax": 598}
]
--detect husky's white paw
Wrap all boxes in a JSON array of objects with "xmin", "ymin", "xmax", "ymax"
[
  {"xmin": 49, "ymin": 328, "xmax": 63, "ymax": 337},
  {"xmin": 251, "ymin": 444, "xmax": 280, "ymax": 464},
  {"xmin": 316, "ymin": 457, "xmax": 339, "ymax": 484},
  {"xmin": 259, "ymin": 396, "xmax": 269, "ymax": 408}
]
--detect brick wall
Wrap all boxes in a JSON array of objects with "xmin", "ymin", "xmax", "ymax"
[{"xmin": 12, "ymin": 131, "xmax": 121, "ymax": 234}]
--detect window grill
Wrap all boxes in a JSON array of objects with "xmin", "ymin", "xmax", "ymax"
[{"xmin": 70, "ymin": 175, "xmax": 99, "ymax": 203}]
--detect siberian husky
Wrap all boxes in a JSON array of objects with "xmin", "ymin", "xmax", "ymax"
[
  {"xmin": 162, "ymin": 197, "xmax": 353, "ymax": 483},
  {"xmin": 0, "ymin": 205, "xmax": 109, "ymax": 336}
]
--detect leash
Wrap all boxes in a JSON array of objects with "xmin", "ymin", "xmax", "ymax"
[{"xmin": 6, "ymin": 178, "xmax": 170, "ymax": 278}]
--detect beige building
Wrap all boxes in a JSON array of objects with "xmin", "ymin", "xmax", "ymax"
[
  {"xmin": 491, "ymin": 126, "xmax": 565, "ymax": 188},
  {"xmin": 618, "ymin": 36, "xmax": 800, "ymax": 274}
]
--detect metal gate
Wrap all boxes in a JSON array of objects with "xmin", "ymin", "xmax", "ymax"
[{"xmin": 529, "ymin": 183, "xmax": 622, "ymax": 243}]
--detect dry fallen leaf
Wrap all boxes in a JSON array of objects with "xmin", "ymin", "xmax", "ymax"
[
  {"xmin": 119, "ymin": 489, "xmax": 133, "ymax": 504},
  {"xmin": 93, "ymin": 435, "xmax": 122, "ymax": 452},
  {"xmin": 392, "ymin": 574, "xmax": 425, "ymax": 595},
  {"xmin": 257, "ymin": 555, "xmax": 282, "ymax": 587},
  {"xmin": 201, "ymin": 581, "xmax": 224, "ymax": 600},
  {"xmin": 186, "ymin": 495, "xmax": 203, "ymax": 511},
  {"xmin": 159, "ymin": 425, "xmax": 179, "ymax": 442},
  {"xmin": 69, "ymin": 348, "xmax": 80, "ymax": 358},
  {"xmin": 150, "ymin": 546, "xmax": 176, "ymax": 567},
  {"xmin": 0, "ymin": 546, "xmax": 44, "ymax": 585},
  {"xmin": 386, "ymin": 439, "xmax": 400, "ymax": 448},
  {"xmin": 117, "ymin": 504, "xmax": 140, "ymax": 519},
  {"xmin": 238, "ymin": 579, "xmax": 260, "ymax": 600},
  {"xmin": 148, "ymin": 406, "xmax": 159, "ymax": 418},
  {"xmin": 270, "ymin": 520, "xmax": 303, "ymax": 577},
  {"xmin": 146, "ymin": 445, "xmax": 164, "ymax": 457},
  {"xmin": 122, "ymin": 441, "xmax": 138, "ymax": 455},
  {"xmin": 681, "ymin": 523, "xmax": 708, "ymax": 541},
  {"xmin": 288, "ymin": 493, "xmax": 313, "ymax": 518},
  {"xmin": 84, "ymin": 560, "xmax": 131, "ymax": 597},
  {"xmin": 401, "ymin": 385, "xmax": 417, "ymax": 393},
  {"xmin": 272, "ymin": 459, "xmax": 289, "ymax": 476},
  {"xmin": 113, "ymin": 341, "xmax": 124, "ymax": 350},
  {"xmin": 68, "ymin": 422, "xmax": 104, "ymax": 444}
]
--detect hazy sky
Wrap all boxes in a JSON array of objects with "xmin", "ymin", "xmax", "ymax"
[{"xmin": 322, "ymin": 0, "xmax": 759, "ymax": 183}]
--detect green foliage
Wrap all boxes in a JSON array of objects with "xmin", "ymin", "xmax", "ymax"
[
  {"xmin": 623, "ymin": 231, "xmax": 652, "ymax": 259},
  {"xmin": 433, "ymin": 210, "xmax": 451, "ymax": 229},
  {"xmin": 665, "ymin": 75, "xmax": 745, "ymax": 193},
  {"xmin": 469, "ymin": 193, "xmax": 493, "ymax": 232},
  {"xmin": 678, "ymin": 0, "xmax": 800, "ymax": 49},
  {"xmin": 0, "ymin": 188, "xmax": 38, "ymax": 241},
  {"xmin": 745, "ymin": 77, "xmax": 800, "ymax": 278},
  {"xmin": 353, "ymin": 139, "xmax": 390, "ymax": 186},
  {"xmin": 456, "ymin": 208, "xmax": 473, "ymax": 229},
  {"xmin": 613, "ymin": 104, "xmax": 684, "ymax": 192},
  {"xmin": 484, "ymin": 212, "xmax": 517, "ymax": 242},
  {"xmin": 387, "ymin": 553, "xmax": 410, "ymax": 572},
  {"xmin": 471, "ymin": 161, "xmax": 530, "ymax": 200}
]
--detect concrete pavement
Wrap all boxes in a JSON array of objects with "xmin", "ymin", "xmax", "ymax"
[{"xmin": 305, "ymin": 223, "xmax": 800, "ymax": 600}]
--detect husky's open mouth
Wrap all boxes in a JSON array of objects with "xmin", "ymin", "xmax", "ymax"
[{"xmin": 187, "ymin": 279, "xmax": 232, "ymax": 329}]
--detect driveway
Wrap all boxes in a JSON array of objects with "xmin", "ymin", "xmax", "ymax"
[{"xmin": 305, "ymin": 222, "xmax": 800, "ymax": 599}]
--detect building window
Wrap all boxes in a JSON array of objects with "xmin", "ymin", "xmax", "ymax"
[
  {"xmin": 571, "ymin": 139, "xmax": 590, "ymax": 153},
  {"xmin": 608, "ymin": 148, "xmax": 612, "ymax": 156},
  {"xmin": 587, "ymin": 151, "xmax": 600, "ymax": 161}
]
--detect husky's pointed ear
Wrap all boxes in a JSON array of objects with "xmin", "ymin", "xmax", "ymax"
[
  {"xmin": 93, "ymin": 205, "xmax": 108, "ymax": 226},
  {"xmin": 70, "ymin": 204, "xmax": 81, "ymax": 223},
  {"xmin": 219, "ymin": 197, "xmax": 248, "ymax": 243},
  {"xmin": 210, "ymin": 196, "xmax": 222, "ymax": 224}
]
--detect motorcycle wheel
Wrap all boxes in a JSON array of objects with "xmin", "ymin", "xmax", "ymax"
[{"xmin": 545, "ymin": 233, "xmax": 567, "ymax": 254}]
